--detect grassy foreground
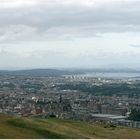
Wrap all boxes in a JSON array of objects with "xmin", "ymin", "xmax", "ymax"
[{"xmin": 0, "ymin": 114, "xmax": 140, "ymax": 139}]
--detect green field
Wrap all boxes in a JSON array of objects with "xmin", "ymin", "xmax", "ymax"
[{"xmin": 0, "ymin": 114, "xmax": 140, "ymax": 139}]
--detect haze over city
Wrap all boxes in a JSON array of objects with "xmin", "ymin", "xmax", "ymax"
[{"xmin": 0, "ymin": 0, "xmax": 140, "ymax": 70}]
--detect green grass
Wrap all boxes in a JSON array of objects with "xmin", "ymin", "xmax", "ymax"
[{"xmin": 0, "ymin": 114, "xmax": 140, "ymax": 139}]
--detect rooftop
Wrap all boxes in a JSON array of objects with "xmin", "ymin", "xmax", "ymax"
[{"xmin": 91, "ymin": 114, "xmax": 127, "ymax": 120}]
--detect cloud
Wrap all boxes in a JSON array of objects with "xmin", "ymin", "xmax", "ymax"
[
  {"xmin": 0, "ymin": 0, "xmax": 140, "ymax": 42},
  {"xmin": 1, "ymin": 0, "xmax": 140, "ymax": 69},
  {"xmin": 0, "ymin": 25, "xmax": 38, "ymax": 43},
  {"xmin": 129, "ymin": 44, "xmax": 140, "ymax": 48},
  {"xmin": 0, "ymin": 0, "xmax": 111, "ymax": 8}
]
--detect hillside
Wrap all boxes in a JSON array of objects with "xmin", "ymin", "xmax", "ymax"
[
  {"xmin": 0, "ymin": 69, "xmax": 73, "ymax": 77},
  {"xmin": 0, "ymin": 114, "xmax": 140, "ymax": 139}
]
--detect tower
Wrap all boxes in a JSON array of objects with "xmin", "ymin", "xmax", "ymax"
[{"xmin": 59, "ymin": 95, "xmax": 62, "ymax": 103}]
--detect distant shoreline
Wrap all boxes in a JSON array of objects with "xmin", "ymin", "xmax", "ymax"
[{"xmin": 73, "ymin": 72, "xmax": 140, "ymax": 79}]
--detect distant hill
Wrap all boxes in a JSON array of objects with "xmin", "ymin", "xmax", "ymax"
[
  {"xmin": 0, "ymin": 114, "xmax": 140, "ymax": 139},
  {"xmin": 0, "ymin": 68, "xmax": 140, "ymax": 77},
  {"xmin": 0, "ymin": 69, "xmax": 73, "ymax": 77}
]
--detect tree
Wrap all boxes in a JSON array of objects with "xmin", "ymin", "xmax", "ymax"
[{"xmin": 129, "ymin": 109, "xmax": 140, "ymax": 121}]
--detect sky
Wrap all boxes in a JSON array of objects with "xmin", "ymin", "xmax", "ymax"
[{"xmin": 1, "ymin": 0, "xmax": 140, "ymax": 70}]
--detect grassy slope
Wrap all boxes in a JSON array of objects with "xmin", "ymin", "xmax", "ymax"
[{"xmin": 0, "ymin": 114, "xmax": 140, "ymax": 139}]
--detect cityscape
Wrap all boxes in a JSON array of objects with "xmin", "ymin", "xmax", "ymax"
[{"xmin": 0, "ymin": 70, "xmax": 140, "ymax": 129}]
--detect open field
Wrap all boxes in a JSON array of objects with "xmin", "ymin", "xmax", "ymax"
[{"xmin": 0, "ymin": 114, "xmax": 140, "ymax": 139}]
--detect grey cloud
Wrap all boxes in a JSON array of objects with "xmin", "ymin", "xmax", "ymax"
[
  {"xmin": 0, "ymin": 0, "xmax": 140, "ymax": 42},
  {"xmin": 129, "ymin": 44, "xmax": 140, "ymax": 48}
]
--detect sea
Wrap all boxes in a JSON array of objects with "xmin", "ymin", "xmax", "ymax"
[{"xmin": 77, "ymin": 72, "xmax": 140, "ymax": 79}]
